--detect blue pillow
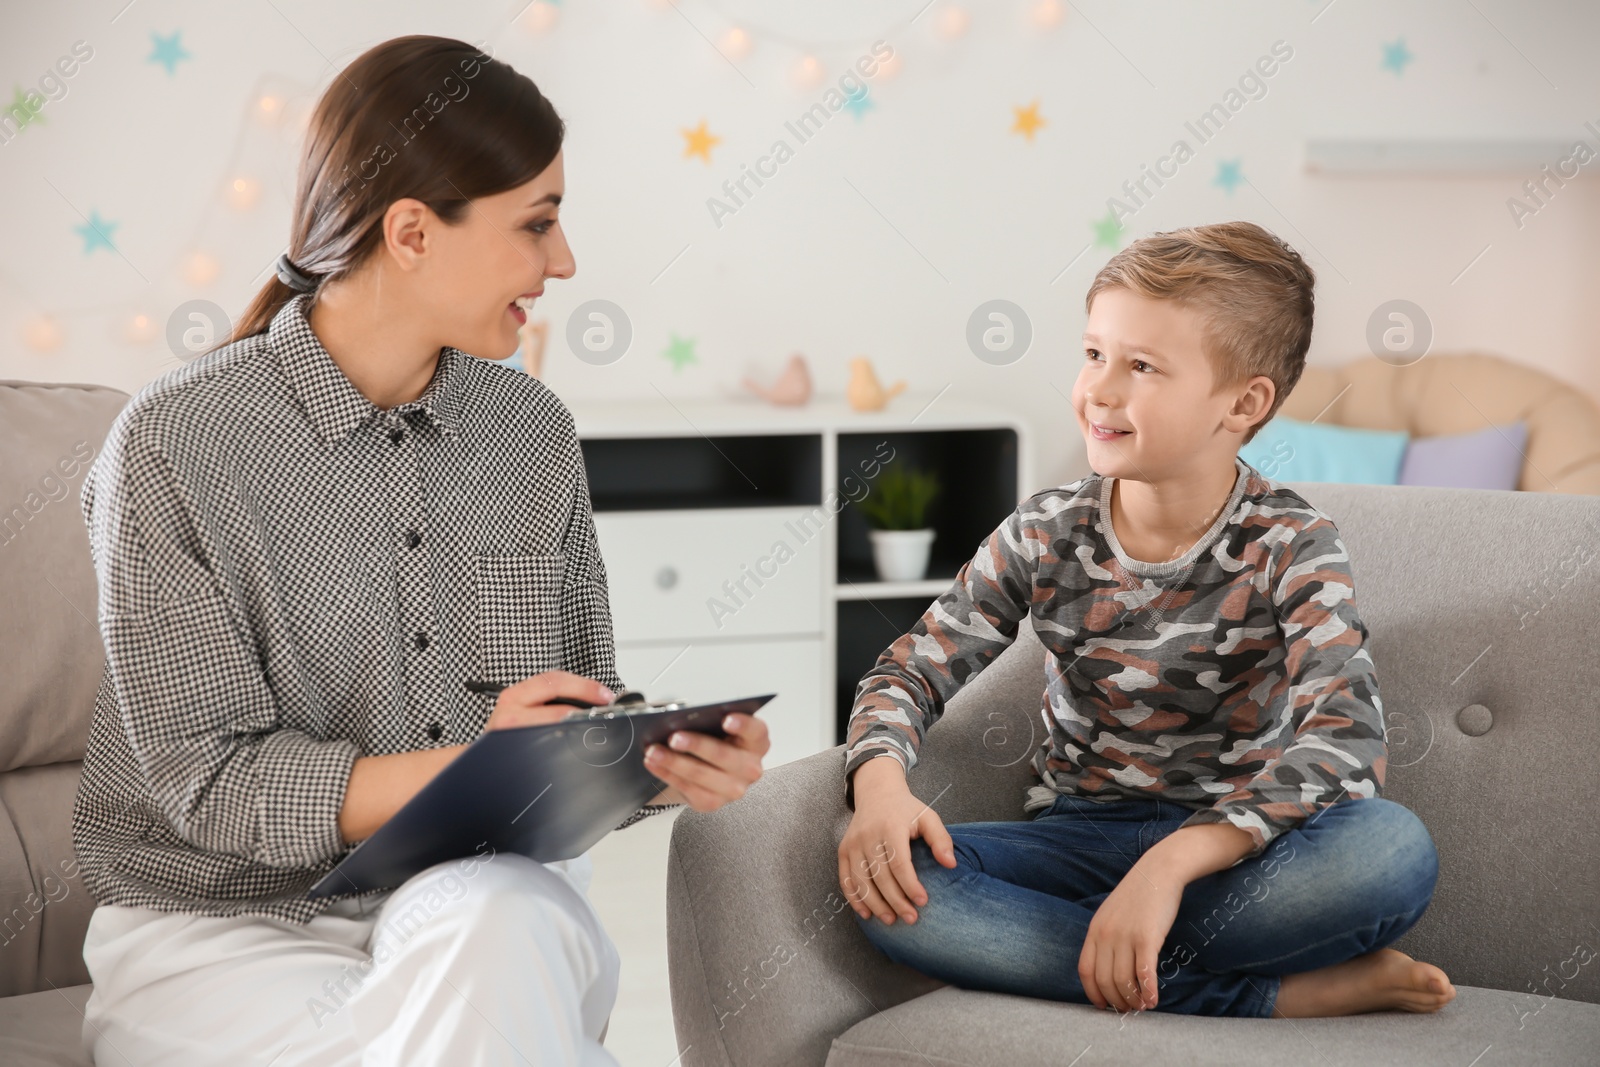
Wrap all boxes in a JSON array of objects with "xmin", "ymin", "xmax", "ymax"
[
  {"xmin": 1241, "ymin": 416, "xmax": 1409, "ymax": 485},
  {"xmin": 1398, "ymin": 421, "xmax": 1526, "ymax": 490}
]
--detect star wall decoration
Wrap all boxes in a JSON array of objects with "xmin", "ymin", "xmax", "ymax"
[
  {"xmin": 6, "ymin": 86, "xmax": 45, "ymax": 133},
  {"xmin": 74, "ymin": 210, "xmax": 119, "ymax": 254},
  {"xmin": 1012, "ymin": 100, "xmax": 1046, "ymax": 142},
  {"xmin": 1092, "ymin": 208, "xmax": 1123, "ymax": 250},
  {"xmin": 662, "ymin": 333, "xmax": 698, "ymax": 372},
  {"xmin": 149, "ymin": 31, "xmax": 191, "ymax": 76},
  {"xmin": 1214, "ymin": 159, "xmax": 1244, "ymax": 194},
  {"xmin": 1381, "ymin": 38, "xmax": 1413, "ymax": 76},
  {"xmin": 681, "ymin": 120, "xmax": 720, "ymax": 165},
  {"xmin": 843, "ymin": 85, "xmax": 874, "ymax": 120}
]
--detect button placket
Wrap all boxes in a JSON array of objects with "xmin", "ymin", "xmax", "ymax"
[{"xmin": 383, "ymin": 414, "xmax": 452, "ymax": 746}]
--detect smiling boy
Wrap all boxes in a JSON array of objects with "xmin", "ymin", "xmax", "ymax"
[{"xmin": 836, "ymin": 221, "xmax": 1457, "ymax": 1019}]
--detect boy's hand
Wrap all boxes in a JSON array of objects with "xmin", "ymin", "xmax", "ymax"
[
  {"xmin": 1077, "ymin": 862, "xmax": 1185, "ymax": 1013},
  {"xmin": 1079, "ymin": 821, "xmax": 1256, "ymax": 1012},
  {"xmin": 838, "ymin": 756, "xmax": 955, "ymax": 925}
]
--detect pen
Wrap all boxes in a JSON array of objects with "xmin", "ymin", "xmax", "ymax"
[{"xmin": 464, "ymin": 679, "xmax": 598, "ymax": 706}]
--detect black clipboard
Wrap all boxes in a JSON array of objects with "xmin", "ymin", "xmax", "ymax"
[{"xmin": 308, "ymin": 692, "xmax": 776, "ymax": 899}]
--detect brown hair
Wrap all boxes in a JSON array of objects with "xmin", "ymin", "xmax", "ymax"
[
  {"xmin": 1085, "ymin": 220, "xmax": 1315, "ymax": 445},
  {"xmin": 220, "ymin": 35, "xmax": 565, "ymax": 347}
]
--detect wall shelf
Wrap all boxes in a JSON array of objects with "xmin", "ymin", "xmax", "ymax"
[{"xmin": 1303, "ymin": 137, "xmax": 1588, "ymax": 176}]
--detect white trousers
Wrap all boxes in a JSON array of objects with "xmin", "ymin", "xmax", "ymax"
[{"xmin": 79, "ymin": 850, "xmax": 622, "ymax": 1066}]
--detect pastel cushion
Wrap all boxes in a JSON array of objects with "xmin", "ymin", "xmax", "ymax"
[
  {"xmin": 1399, "ymin": 421, "xmax": 1527, "ymax": 491},
  {"xmin": 1241, "ymin": 416, "xmax": 1409, "ymax": 485}
]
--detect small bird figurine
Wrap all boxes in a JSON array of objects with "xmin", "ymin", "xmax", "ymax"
[
  {"xmin": 743, "ymin": 352, "xmax": 813, "ymax": 406},
  {"xmin": 846, "ymin": 356, "xmax": 906, "ymax": 412}
]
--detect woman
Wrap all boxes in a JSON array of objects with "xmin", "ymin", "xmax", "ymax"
[{"xmin": 70, "ymin": 35, "xmax": 767, "ymax": 1066}]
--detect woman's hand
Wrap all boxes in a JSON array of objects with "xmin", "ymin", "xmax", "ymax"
[
  {"xmin": 837, "ymin": 756, "xmax": 955, "ymax": 925},
  {"xmin": 642, "ymin": 712, "xmax": 769, "ymax": 812},
  {"xmin": 486, "ymin": 671, "xmax": 616, "ymax": 730},
  {"xmin": 1077, "ymin": 861, "xmax": 1185, "ymax": 1013},
  {"xmin": 343, "ymin": 671, "xmax": 610, "ymax": 844}
]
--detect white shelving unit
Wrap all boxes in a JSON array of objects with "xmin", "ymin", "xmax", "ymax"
[
  {"xmin": 834, "ymin": 577, "xmax": 955, "ymax": 601},
  {"xmin": 566, "ymin": 391, "xmax": 1030, "ymax": 769}
]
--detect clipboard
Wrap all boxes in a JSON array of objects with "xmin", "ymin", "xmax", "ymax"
[{"xmin": 308, "ymin": 692, "xmax": 776, "ymax": 899}]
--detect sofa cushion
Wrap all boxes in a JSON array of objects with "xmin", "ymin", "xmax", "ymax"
[
  {"xmin": 0, "ymin": 380, "xmax": 128, "ymax": 773},
  {"xmin": 0, "ymin": 762, "xmax": 93, "ymax": 995},
  {"xmin": 1241, "ymin": 416, "xmax": 1410, "ymax": 484},
  {"xmin": 1399, "ymin": 421, "xmax": 1528, "ymax": 491},
  {"xmin": 826, "ymin": 985, "xmax": 1600, "ymax": 1066},
  {"xmin": 1277, "ymin": 353, "xmax": 1600, "ymax": 494},
  {"xmin": 0, "ymin": 982, "xmax": 92, "ymax": 1066}
]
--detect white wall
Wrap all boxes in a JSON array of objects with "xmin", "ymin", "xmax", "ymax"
[{"xmin": 3, "ymin": 0, "xmax": 1596, "ymax": 492}]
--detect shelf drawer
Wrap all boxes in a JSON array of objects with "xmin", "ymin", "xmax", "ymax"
[
  {"xmin": 615, "ymin": 637, "xmax": 829, "ymax": 769},
  {"xmin": 594, "ymin": 507, "xmax": 824, "ymax": 644}
]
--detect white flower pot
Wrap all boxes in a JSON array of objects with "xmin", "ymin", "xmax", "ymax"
[{"xmin": 868, "ymin": 527, "xmax": 937, "ymax": 582}]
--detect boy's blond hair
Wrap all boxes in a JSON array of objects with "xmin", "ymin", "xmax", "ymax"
[{"xmin": 1086, "ymin": 220, "xmax": 1315, "ymax": 445}]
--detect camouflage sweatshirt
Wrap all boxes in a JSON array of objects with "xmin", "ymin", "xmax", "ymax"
[{"xmin": 842, "ymin": 456, "xmax": 1387, "ymax": 863}]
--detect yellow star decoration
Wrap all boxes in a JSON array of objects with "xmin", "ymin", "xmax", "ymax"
[
  {"xmin": 1011, "ymin": 100, "xmax": 1047, "ymax": 142},
  {"xmin": 681, "ymin": 120, "xmax": 721, "ymax": 165}
]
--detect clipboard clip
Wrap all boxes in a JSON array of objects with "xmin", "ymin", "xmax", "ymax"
[
  {"xmin": 563, "ymin": 694, "xmax": 691, "ymax": 721},
  {"xmin": 462, "ymin": 679, "xmax": 690, "ymax": 720}
]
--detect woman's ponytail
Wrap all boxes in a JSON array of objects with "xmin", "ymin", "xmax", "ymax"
[
  {"xmin": 227, "ymin": 273, "xmax": 304, "ymax": 350},
  {"xmin": 203, "ymin": 34, "xmax": 565, "ymax": 355}
]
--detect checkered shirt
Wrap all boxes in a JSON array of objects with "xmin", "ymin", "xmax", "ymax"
[{"xmin": 70, "ymin": 293, "xmax": 676, "ymax": 923}]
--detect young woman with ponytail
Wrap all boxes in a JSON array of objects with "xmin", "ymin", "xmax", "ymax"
[{"xmin": 70, "ymin": 35, "xmax": 768, "ymax": 1065}]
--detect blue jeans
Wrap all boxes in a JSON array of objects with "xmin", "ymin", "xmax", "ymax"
[{"xmin": 855, "ymin": 793, "xmax": 1438, "ymax": 1018}]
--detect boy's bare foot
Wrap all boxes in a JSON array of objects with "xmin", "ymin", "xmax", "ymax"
[{"xmin": 1272, "ymin": 948, "xmax": 1456, "ymax": 1018}]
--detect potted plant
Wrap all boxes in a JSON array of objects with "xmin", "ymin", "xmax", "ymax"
[{"xmin": 858, "ymin": 464, "xmax": 942, "ymax": 582}]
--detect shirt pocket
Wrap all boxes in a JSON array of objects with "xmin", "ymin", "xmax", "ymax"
[{"xmin": 474, "ymin": 552, "xmax": 567, "ymax": 682}]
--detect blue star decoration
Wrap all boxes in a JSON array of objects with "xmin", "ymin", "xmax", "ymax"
[
  {"xmin": 1214, "ymin": 159, "xmax": 1244, "ymax": 195},
  {"xmin": 662, "ymin": 333, "xmax": 698, "ymax": 372},
  {"xmin": 74, "ymin": 210, "xmax": 119, "ymax": 254},
  {"xmin": 843, "ymin": 84, "xmax": 874, "ymax": 121},
  {"xmin": 1381, "ymin": 38, "xmax": 1412, "ymax": 76},
  {"xmin": 149, "ymin": 31, "xmax": 191, "ymax": 76}
]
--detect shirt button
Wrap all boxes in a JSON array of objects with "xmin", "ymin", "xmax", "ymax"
[
  {"xmin": 414, "ymin": 632, "xmax": 430, "ymax": 651},
  {"xmin": 426, "ymin": 722, "xmax": 443, "ymax": 741},
  {"xmin": 406, "ymin": 529, "xmax": 422, "ymax": 549},
  {"xmin": 388, "ymin": 428, "xmax": 404, "ymax": 445}
]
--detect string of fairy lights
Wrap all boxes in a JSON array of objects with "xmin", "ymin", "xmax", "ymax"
[
  {"xmin": 14, "ymin": 75, "xmax": 316, "ymax": 357},
  {"xmin": 633, "ymin": 0, "xmax": 1065, "ymax": 91},
  {"xmin": 13, "ymin": 1, "xmax": 1068, "ymax": 359}
]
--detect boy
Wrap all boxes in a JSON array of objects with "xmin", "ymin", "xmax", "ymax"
[{"xmin": 837, "ymin": 221, "xmax": 1457, "ymax": 1019}]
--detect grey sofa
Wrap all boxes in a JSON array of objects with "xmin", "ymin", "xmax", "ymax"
[
  {"xmin": 666, "ymin": 481, "xmax": 1600, "ymax": 1065},
  {"xmin": 0, "ymin": 380, "xmax": 129, "ymax": 1065}
]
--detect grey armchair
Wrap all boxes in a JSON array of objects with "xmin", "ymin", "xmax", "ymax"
[{"xmin": 666, "ymin": 481, "xmax": 1600, "ymax": 1066}]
